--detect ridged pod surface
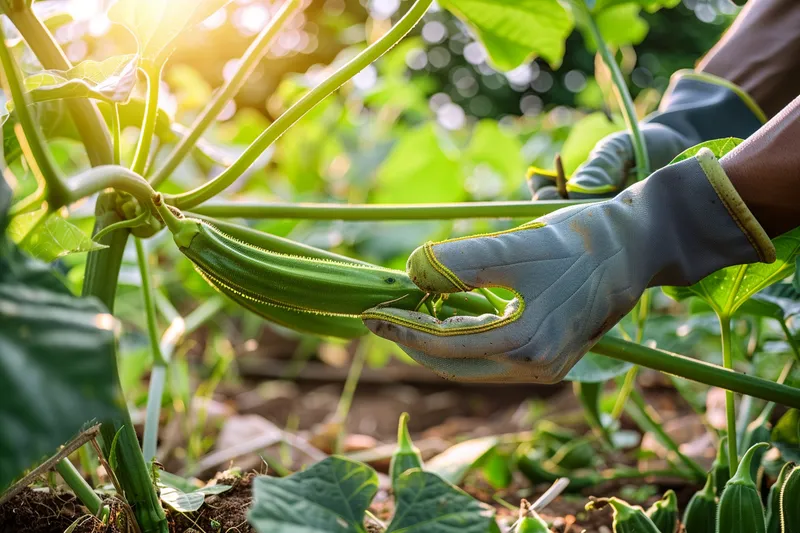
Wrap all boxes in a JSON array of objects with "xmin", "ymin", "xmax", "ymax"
[
  {"xmin": 716, "ymin": 443, "xmax": 769, "ymax": 533},
  {"xmin": 586, "ymin": 497, "xmax": 661, "ymax": 533},
  {"xmin": 683, "ymin": 473, "xmax": 717, "ymax": 533},
  {"xmin": 780, "ymin": 464, "xmax": 800, "ymax": 533},
  {"xmin": 646, "ymin": 490, "xmax": 678, "ymax": 533},
  {"xmin": 766, "ymin": 462, "xmax": 793, "ymax": 533}
]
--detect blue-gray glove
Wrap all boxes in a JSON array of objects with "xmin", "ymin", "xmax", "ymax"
[
  {"xmin": 362, "ymin": 149, "xmax": 775, "ymax": 383},
  {"xmin": 529, "ymin": 71, "xmax": 766, "ymax": 200}
]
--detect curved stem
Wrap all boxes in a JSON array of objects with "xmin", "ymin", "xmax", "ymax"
[
  {"xmin": 6, "ymin": 6, "xmax": 112, "ymax": 166},
  {"xmin": 188, "ymin": 199, "xmax": 592, "ymax": 220},
  {"xmin": 131, "ymin": 64, "xmax": 163, "ymax": 176},
  {"xmin": 67, "ymin": 165, "xmax": 155, "ymax": 207},
  {"xmin": 167, "ymin": 0, "xmax": 434, "ymax": 209},
  {"xmin": 150, "ymin": 0, "xmax": 302, "ymax": 188},
  {"xmin": 591, "ymin": 335, "xmax": 800, "ymax": 408},
  {"xmin": 0, "ymin": 23, "xmax": 69, "ymax": 209},
  {"xmin": 583, "ymin": 9, "xmax": 650, "ymax": 181},
  {"xmin": 55, "ymin": 458, "xmax": 109, "ymax": 520},
  {"xmin": 719, "ymin": 316, "xmax": 738, "ymax": 475}
]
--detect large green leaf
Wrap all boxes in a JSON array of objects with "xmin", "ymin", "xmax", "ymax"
[
  {"xmin": 248, "ymin": 456, "xmax": 378, "ymax": 533},
  {"xmin": 592, "ymin": 0, "xmax": 680, "ymax": 14},
  {"xmin": 386, "ymin": 469, "xmax": 499, "ymax": 533},
  {"xmin": 663, "ymin": 228, "xmax": 800, "ymax": 318},
  {"xmin": 670, "ymin": 137, "xmax": 743, "ymax": 164},
  {"xmin": 587, "ymin": 4, "xmax": 648, "ymax": 48},
  {"xmin": 7, "ymin": 208, "xmax": 106, "ymax": 262},
  {"xmin": 439, "ymin": 0, "xmax": 574, "ymax": 70},
  {"xmin": 22, "ymin": 55, "xmax": 139, "ymax": 106},
  {"xmin": 109, "ymin": 0, "xmax": 232, "ymax": 63},
  {"xmin": 0, "ymin": 237, "xmax": 121, "ymax": 490},
  {"xmin": 374, "ymin": 124, "xmax": 464, "ymax": 204},
  {"xmin": 565, "ymin": 351, "xmax": 632, "ymax": 382}
]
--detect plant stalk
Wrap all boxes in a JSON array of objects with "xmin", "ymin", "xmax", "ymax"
[
  {"xmin": 55, "ymin": 458, "xmax": 109, "ymax": 521},
  {"xmin": 189, "ymin": 199, "xmax": 592, "ymax": 220},
  {"xmin": 131, "ymin": 64, "xmax": 163, "ymax": 176},
  {"xmin": 150, "ymin": 0, "xmax": 302, "ymax": 188},
  {"xmin": 67, "ymin": 165, "xmax": 155, "ymax": 206},
  {"xmin": 591, "ymin": 335, "xmax": 800, "ymax": 408},
  {"xmin": 167, "ymin": 0, "xmax": 434, "ymax": 209},
  {"xmin": 135, "ymin": 238, "xmax": 168, "ymax": 463},
  {"xmin": 0, "ymin": 23, "xmax": 69, "ymax": 208},
  {"xmin": 719, "ymin": 316, "xmax": 738, "ymax": 475},
  {"xmin": 6, "ymin": 6, "xmax": 113, "ymax": 166},
  {"xmin": 82, "ymin": 195, "xmax": 168, "ymax": 533},
  {"xmin": 583, "ymin": 8, "xmax": 650, "ymax": 181}
]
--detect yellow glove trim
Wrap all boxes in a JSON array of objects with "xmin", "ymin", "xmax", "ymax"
[
  {"xmin": 526, "ymin": 166, "xmax": 557, "ymax": 183},
  {"xmin": 695, "ymin": 147, "xmax": 776, "ymax": 263}
]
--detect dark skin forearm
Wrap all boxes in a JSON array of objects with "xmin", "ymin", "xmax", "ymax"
[
  {"xmin": 698, "ymin": 0, "xmax": 800, "ymax": 118},
  {"xmin": 721, "ymin": 95, "xmax": 800, "ymax": 238}
]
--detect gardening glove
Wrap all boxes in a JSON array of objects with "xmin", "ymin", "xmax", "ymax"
[
  {"xmin": 528, "ymin": 70, "xmax": 766, "ymax": 200},
  {"xmin": 362, "ymin": 148, "xmax": 775, "ymax": 384}
]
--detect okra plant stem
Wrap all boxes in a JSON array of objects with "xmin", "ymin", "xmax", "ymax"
[
  {"xmin": 582, "ymin": 6, "xmax": 650, "ymax": 182},
  {"xmin": 189, "ymin": 199, "xmax": 593, "ymax": 220},
  {"xmin": 6, "ymin": 6, "xmax": 113, "ymax": 166},
  {"xmin": 167, "ymin": 0, "xmax": 435, "ymax": 209},
  {"xmin": 55, "ymin": 458, "xmax": 109, "ymax": 521},
  {"xmin": 0, "ymin": 23, "xmax": 69, "ymax": 209},
  {"xmin": 132, "ymin": 64, "xmax": 164, "ymax": 176},
  {"xmin": 720, "ymin": 317, "xmax": 738, "ymax": 475},
  {"xmin": 67, "ymin": 165, "xmax": 156, "ymax": 207},
  {"xmin": 150, "ymin": 0, "xmax": 303, "ymax": 188},
  {"xmin": 135, "ymin": 238, "xmax": 168, "ymax": 463},
  {"xmin": 591, "ymin": 335, "xmax": 800, "ymax": 408}
]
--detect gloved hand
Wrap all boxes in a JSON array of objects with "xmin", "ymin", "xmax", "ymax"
[
  {"xmin": 362, "ymin": 149, "xmax": 775, "ymax": 383},
  {"xmin": 528, "ymin": 71, "xmax": 766, "ymax": 200}
]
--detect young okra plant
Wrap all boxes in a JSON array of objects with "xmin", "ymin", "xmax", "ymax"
[{"xmin": 2, "ymin": 1, "xmax": 800, "ymax": 532}]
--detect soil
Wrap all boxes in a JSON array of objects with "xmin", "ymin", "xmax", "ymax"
[{"xmin": 0, "ymin": 332, "xmax": 706, "ymax": 533}]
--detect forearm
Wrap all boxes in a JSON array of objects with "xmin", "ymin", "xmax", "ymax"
[
  {"xmin": 721, "ymin": 95, "xmax": 800, "ymax": 238},
  {"xmin": 697, "ymin": 0, "xmax": 800, "ymax": 118}
]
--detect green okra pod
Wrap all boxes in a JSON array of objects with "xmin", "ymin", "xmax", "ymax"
[
  {"xmin": 646, "ymin": 489, "xmax": 678, "ymax": 533},
  {"xmin": 716, "ymin": 442, "xmax": 769, "ymax": 533}
]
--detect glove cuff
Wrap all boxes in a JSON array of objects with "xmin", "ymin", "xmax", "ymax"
[
  {"xmin": 647, "ymin": 70, "xmax": 766, "ymax": 144},
  {"xmin": 693, "ymin": 148, "xmax": 776, "ymax": 263},
  {"xmin": 662, "ymin": 70, "xmax": 768, "ymax": 124}
]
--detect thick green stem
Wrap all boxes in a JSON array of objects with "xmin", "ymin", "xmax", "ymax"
[
  {"xmin": 591, "ymin": 335, "xmax": 800, "ymax": 408},
  {"xmin": 188, "ymin": 199, "xmax": 592, "ymax": 220},
  {"xmin": 0, "ymin": 23, "xmax": 69, "ymax": 208},
  {"xmin": 55, "ymin": 458, "xmax": 108, "ymax": 520},
  {"xmin": 67, "ymin": 165, "xmax": 155, "ymax": 207},
  {"xmin": 82, "ymin": 195, "xmax": 168, "ymax": 533},
  {"xmin": 167, "ymin": 0, "xmax": 434, "ymax": 209},
  {"xmin": 150, "ymin": 0, "xmax": 302, "ymax": 188},
  {"xmin": 627, "ymin": 389, "xmax": 706, "ymax": 480},
  {"xmin": 135, "ymin": 238, "xmax": 167, "ymax": 463},
  {"xmin": 719, "ymin": 316, "xmax": 738, "ymax": 475},
  {"xmin": 583, "ymin": 9, "xmax": 650, "ymax": 181},
  {"xmin": 6, "ymin": 7, "xmax": 112, "ymax": 166},
  {"xmin": 131, "ymin": 64, "xmax": 163, "ymax": 176}
]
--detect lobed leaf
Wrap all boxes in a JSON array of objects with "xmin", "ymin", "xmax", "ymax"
[
  {"xmin": 248, "ymin": 456, "xmax": 377, "ymax": 533},
  {"xmin": 439, "ymin": 0, "xmax": 574, "ymax": 70},
  {"xmin": 21, "ymin": 55, "xmax": 139, "ymax": 106},
  {"xmin": 385, "ymin": 469, "xmax": 499, "ymax": 533},
  {"xmin": 109, "ymin": 0, "xmax": 232, "ymax": 63}
]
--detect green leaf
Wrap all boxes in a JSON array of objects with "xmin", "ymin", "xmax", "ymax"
[
  {"xmin": 670, "ymin": 137, "xmax": 744, "ymax": 164},
  {"xmin": 749, "ymin": 283, "xmax": 800, "ymax": 320},
  {"xmin": 385, "ymin": 469, "xmax": 499, "ymax": 533},
  {"xmin": 587, "ymin": 4, "xmax": 649, "ymax": 48},
  {"xmin": 592, "ymin": 0, "xmax": 680, "ymax": 14},
  {"xmin": 7, "ymin": 209, "xmax": 106, "ymax": 262},
  {"xmin": 0, "ymin": 239, "xmax": 121, "ymax": 490},
  {"xmin": 565, "ymin": 351, "xmax": 632, "ymax": 382},
  {"xmin": 664, "ymin": 228, "xmax": 800, "ymax": 318},
  {"xmin": 159, "ymin": 482, "xmax": 232, "ymax": 512},
  {"xmin": 464, "ymin": 120, "xmax": 525, "ymax": 195},
  {"xmin": 374, "ymin": 124, "xmax": 465, "ymax": 204},
  {"xmin": 426, "ymin": 436, "xmax": 497, "ymax": 485},
  {"xmin": 109, "ymin": 0, "xmax": 232, "ymax": 63},
  {"xmin": 248, "ymin": 456, "xmax": 378, "ymax": 533},
  {"xmin": 561, "ymin": 112, "xmax": 624, "ymax": 176},
  {"xmin": 21, "ymin": 55, "xmax": 139, "ymax": 106},
  {"xmin": 772, "ymin": 409, "xmax": 800, "ymax": 448},
  {"xmin": 439, "ymin": 0, "xmax": 574, "ymax": 70}
]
